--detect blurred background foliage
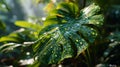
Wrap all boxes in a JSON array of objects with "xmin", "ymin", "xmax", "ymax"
[{"xmin": 0, "ymin": 0, "xmax": 120, "ymax": 67}]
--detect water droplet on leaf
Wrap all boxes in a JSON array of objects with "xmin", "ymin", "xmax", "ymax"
[
  {"xmin": 76, "ymin": 40, "xmax": 79, "ymax": 42},
  {"xmin": 80, "ymin": 42, "xmax": 82, "ymax": 44}
]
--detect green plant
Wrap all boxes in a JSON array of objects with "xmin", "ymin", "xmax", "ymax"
[
  {"xmin": 0, "ymin": 21, "xmax": 41, "ymax": 66},
  {"xmin": 32, "ymin": 2, "xmax": 104, "ymax": 66},
  {"xmin": 0, "ymin": 0, "xmax": 120, "ymax": 67},
  {"xmin": 0, "ymin": 29, "xmax": 34, "ymax": 66}
]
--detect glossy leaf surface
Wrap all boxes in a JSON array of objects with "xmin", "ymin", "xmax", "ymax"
[{"xmin": 33, "ymin": 3, "xmax": 104, "ymax": 65}]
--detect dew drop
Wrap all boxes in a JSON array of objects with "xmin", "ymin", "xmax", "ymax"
[
  {"xmin": 80, "ymin": 42, "xmax": 82, "ymax": 44},
  {"xmin": 26, "ymin": 52, "xmax": 30, "ymax": 55},
  {"xmin": 52, "ymin": 51, "xmax": 54, "ymax": 53},
  {"xmin": 64, "ymin": 28, "xmax": 67, "ymax": 31},
  {"xmin": 43, "ymin": 53, "xmax": 46, "ymax": 55},
  {"xmin": 91, "ymin": 28, "xmax": 94, "ymax": 30},
  {"xmin": 44, "ymin": 33, "xmax": 47, "ymax": 35},
  {"xmin": 92, "ymin": 32, "xmax": 95, "ymax": 35},
  {"xmin": 96, "ymin": 22, "xmax": 99, "ymax": 24},
  {"xmin": 50, "ymin": 46, "xmax": 53, "ymax": 49},
  {"xmin": 76, "ymin": 40, "xmax": 79, "ymax": 42},
  {"xmin": 55, "ymin": 55, "xmax": 57, "ymax": 57},
  {"xmin": 81, "ymin": 39, "xmax": 84, "ymax": 41}
]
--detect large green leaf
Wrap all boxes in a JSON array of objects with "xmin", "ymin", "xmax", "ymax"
[
  {"xmin": 33, "ymin": 3, "xmax": 103, "ymax": 66},
  {"xmin": 15, "ymin": 21, "xmax": 42, "ymax": 31},
  {"xmin": 45, "ymin": 2, "xmax": 79, "ymax": 24},
  {"xmin": 0, "ymin": 29, "xmax": 37, "ymax": 43}
]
